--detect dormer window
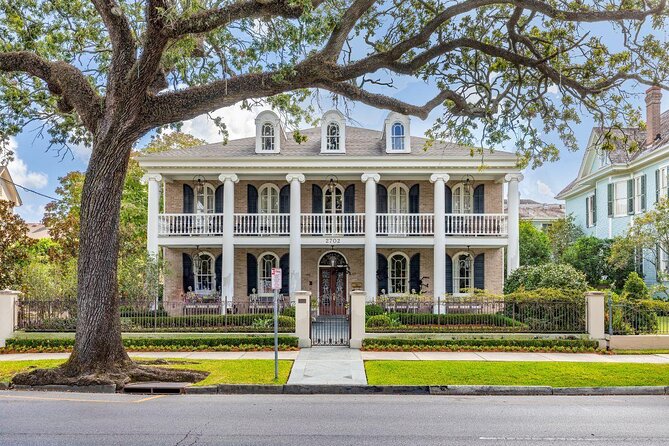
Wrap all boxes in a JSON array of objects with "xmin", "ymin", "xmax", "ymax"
[
  {"xmin": 320, "ymin": 110, "xmax": 346, "ymax": 153},
  {"xmin": 261, "ymin": 123, "xmax": 275, "ymax": 151},
  {"xmin": 391, "ymin": 123, "xmax": 405, "ymax": 151},
  {"xmin": 255, "ymin": 110, "xmax": 281, "ymax": 153},
  {"xmin": 326, "ymin": 122, "xmax": 340, "ymax": 151}
]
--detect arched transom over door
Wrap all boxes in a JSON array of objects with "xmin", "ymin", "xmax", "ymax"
[{"xmin": 318, "ymin": 251, "xmax": 348, "ymax": 316}]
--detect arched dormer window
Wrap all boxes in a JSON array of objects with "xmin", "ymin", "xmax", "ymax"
[
  {"xmin": 391, "ymin": 123, "xmax": 405, "ymax": 151},
  {"xmin": 261, "ymin": 123, "xmax": 275, "ymax": 151},
  {"xmin": 320, "ymin": 110, "xmax": 346, "ymax": 153},
  {"xmin": 326, "ymin": 122, "xmax": 340, "ymax": 151},
  {"xmin": 255, "ymin": 110, "xmax": 281, "ymax": 153},
  {"xmin": 384, "ymin": 112, "xmax": 411, "ymax": 153}
]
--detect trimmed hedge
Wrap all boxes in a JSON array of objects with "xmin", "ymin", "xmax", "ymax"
[{"xmin": 362, "ymin": 337, "xmax": 599, "ymax": 352}]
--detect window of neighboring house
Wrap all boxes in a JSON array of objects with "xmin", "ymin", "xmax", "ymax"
[
  {"xmin": 452, "ymin": 183, "xmax": 473, "ymax": 214},
  {"xmin": 388, "ymin": 253, "xmax": 409, "ymax": 294},
  {"xmin": 258, "ymin": 184, "xmax": 280, "ymax": 214},
  {"xmin": 614, "ymin": 181, "xmax": 627, "ymax": 216},
  {"xmin": 257, "ymin": 252, "xmax": 279, "ymax": 294},
  {"xmin": 586, "ymin": 194, "xmax": 596, "ymax": 227},
  {"xmin": 194, "ymin": 252, "xmax": 215, "ymax": 293},
  {"xmin": 453, "ymin": 252, "xmax": 474, "ymax": 294},
  {"xmin": 599, "ymin": 150, "xmax": 610, "ymax": 167},
  {"xmin": 388, "ymin": 183, "xmax": 409, "ymax": 214},
  {"xmin": 326, "ymin": 122, "xmax": 340, "ymax": 151},
  {"xmin": 261, "ymin": 123, "xmax": 275, "ymax": 151},
  {"xmin": 391, "ymin": 122, "xmax": 405, "ymax": 151},
  {"xmin": 660, "ymin": 166, "xmax": 669, "ymax": 198},
  {"xmin": 660, "ymin": 246, "xmax": 669, "ymax": 275},
  {"xmin": 633, "ymin": 176, "xmax": 645, "ymax": 214},
  {"xmin": 195, "ymin": 183, "xmax": 215, "ymax": 214},
  {"xmin": 324, "ymin": 184, "xmax": 344, "ymax": 214}
]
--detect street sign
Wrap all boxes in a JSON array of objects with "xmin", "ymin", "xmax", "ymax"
[{"xmin": 271, "ymin": 267, "xmax": 282, "ymax": 291}]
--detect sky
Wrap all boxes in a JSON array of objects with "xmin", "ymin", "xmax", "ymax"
[{"xmin": 8, "ymin": 80, "xmax": 669, "ymax": 223}]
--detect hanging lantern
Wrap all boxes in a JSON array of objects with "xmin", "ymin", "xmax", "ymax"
[
  {"xmin": 193, "ymin": 174, "xmax": 206, "ymax": 197},
  {"xmin": 191, "ymin": 246, "xmax": 203, "ymax": 271},
  {"xmin": 462, "ymin": 174, "xmax": 474, "ymax": 195}
]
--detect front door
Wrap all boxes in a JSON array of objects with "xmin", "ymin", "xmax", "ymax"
[{"xmin": 319, "ymin": 267, "xmax": 347, "ymax": 316}]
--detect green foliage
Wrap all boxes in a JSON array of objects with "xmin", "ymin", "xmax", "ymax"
[
  {"xmin": 504, "ymin": 263, "xmax": 588, "ymax": 294},
  {"xmin": 365, "ymin": 313, "xmax": 524, "ymax": 333},
  {"xmin": 502, "ymin": 288, "xmax": 586, "ymax": 333},
  {"xmin": 365, "ymin": 315, "xmax": 393, "ymax": 328},
  {"xmin": 362, "ymin": 338, "xmax": 598, "ymax": 351},
  {"xmin": 0, "ymin": 200, "xmax": 33, "ymax": 288},
  {"xmin": 545, "ymin": 215, "xmax": 584, "ymax": 261},
  {"xmin": 561, "ymin": 236, "xmax": 632, "ymax": 287},
  {"xmin": 519, "ymin": 221, "xmax": 552, "ymax": 266},
  {"xmin": 365, "ymin": 304, "xmax": 384, "ymax": 317},
  {"xmin": 622, "ymin": 272, "xmax": 650, "ymax": 301},
  {"xmin": 281, "ymin": 306, "xmax": 296, "ymax": 317}
]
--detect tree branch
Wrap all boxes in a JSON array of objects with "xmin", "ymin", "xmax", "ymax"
[{"xmin": 320, "ymin": 0, "xmax": 377, "ymax": 60}]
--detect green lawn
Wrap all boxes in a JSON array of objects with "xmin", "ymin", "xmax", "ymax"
[
  {"xmin": 365, "ymin": 360, "xmax": 669, "ymax": 387},
  {"xmin": 0, "ymin": 360, "xmax": 63, "ymax": 382}
]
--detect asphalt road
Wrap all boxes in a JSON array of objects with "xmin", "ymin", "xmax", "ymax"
[{"xmin": 0, "ymin": 391, "xmax": 668, "ymax": 445}]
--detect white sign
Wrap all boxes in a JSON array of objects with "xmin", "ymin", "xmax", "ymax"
[{"xmin": 271, "ymin": 268, "xmax": 282, "ymax": 291}]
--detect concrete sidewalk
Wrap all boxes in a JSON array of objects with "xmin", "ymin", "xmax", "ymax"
[{"xmin": 287, "ymin": 347, "xmax": 367, "ymax": 385}]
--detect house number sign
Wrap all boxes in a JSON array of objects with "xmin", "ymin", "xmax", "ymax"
[{"xmin": 325, "ymin": 238, "xmax": 341, "ymax": 244}]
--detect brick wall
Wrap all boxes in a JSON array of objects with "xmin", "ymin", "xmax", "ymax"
[{"xmin": 445, "ymin": 247, "xmax": 504, "ymax": 294}]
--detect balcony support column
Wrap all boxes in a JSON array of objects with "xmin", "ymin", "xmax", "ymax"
[
  {"xmin": 143, "ymin": 173, "xmax": 162, "ymax": 257},
  {"xmin": 286, "ymin": 173, "xmax": 305, "ymax": 302},
  {"xmin": 430, "ymin": 173, "xmax": 450, "ymax": 302},
  {"xmin": 505, "ymin": 173, "xmax": 524, "ymax": 275},
  {"xmin": 361, "ymin": 173, "xmax": 380, "ymax": 302},
  {"xmin": 218, "ymin": 173, "xmax": 239, "ymax": 301}
]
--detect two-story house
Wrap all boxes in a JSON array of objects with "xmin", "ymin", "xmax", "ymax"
[
  {"xmin": 137, "ymin": 110, "xmax": 523, "ymax": 313},
  {"xmin": 556, "ymin": 87, "xmax": 669, "ymax": 287},
  {"xmin": 0, "ymin": 166, "xmax": 22, "ymax": 208}
]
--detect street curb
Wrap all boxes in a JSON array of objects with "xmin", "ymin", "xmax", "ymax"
[
  {"xmin": 0, "ymin": 382, "xmax": 9, "ymax": 390},
  {"xmin": 11, "ymin": 384, "xmax": 116, "ymax": 393},
  {"xmin": 552, "ymin": 386, "xmax": 666, "ymax": 395},
  {"xmin": 430, "ymin": 385, "xmax": 552, "ymax": 395}
]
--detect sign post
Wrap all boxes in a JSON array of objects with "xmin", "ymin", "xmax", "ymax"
[{"xmin": 271, "ymin": 267, "xmax": 282, "ymax": 380}]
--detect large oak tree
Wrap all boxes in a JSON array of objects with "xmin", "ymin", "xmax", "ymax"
[{"xmin": 1, "ymin": 0, "xmax": 668, "ymax": 386}]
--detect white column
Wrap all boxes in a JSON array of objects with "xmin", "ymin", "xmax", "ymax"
[
  {"xmin": 218, "ymin": 173, "xmax": 239, "ymax": 302},
  {"xmin": 286, "ymin": 173, "xmax": 305, "ymax": 302},
  {"xmin": 505, "ymin": 173, "xmax": 524, "ymax": 275},
  {"xmin": 361, "ymin": 173, "xmax": 380, "ymax": 302},
  {"xmin": 143, "ymin": 173, "xmax": 162, "ymax": 257},
  {"xmin": 430, "ymin": 173, "xmax": 450, "ymax": 303}
]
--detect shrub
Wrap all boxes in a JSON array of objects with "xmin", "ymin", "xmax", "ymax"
[
  {"xmin": 504, "ymin": 263, "xmax": 588, "ymax": 294},
  {"xmin": 502, "ymin": 288, "xmax": 586, "ymax": 333},
  {"xmin": 366, "ymin": 314, "xmax": 392, "ymax": 327},
  {"xmin": 622, "ymin": 272, "xmax": 650, "ymax": 301},
  {"xmin": 281, "ymin": 306, "xmax": 296, "ymax": 317},
  {"xmin": 365, "ymin": 304, "xmax": 384, "ymax": 317},
  {"xmin": 361, "ymin": 337, "xmax": 599, "ymax": 352}
]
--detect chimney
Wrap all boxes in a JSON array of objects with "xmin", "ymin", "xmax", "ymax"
[{"xmin": 645, "ymin": 85, "xmax": 662, "ymax": 146}]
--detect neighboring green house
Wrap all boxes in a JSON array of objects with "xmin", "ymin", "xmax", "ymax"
[{"xmin": 556, "ymin": 87, "xmax": 669, "ymax": 287}]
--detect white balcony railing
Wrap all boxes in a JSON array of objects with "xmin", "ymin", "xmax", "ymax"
[
  {"xmin": 301, "ymin": 213, "xmax": 365, "ymax": 235},
  {"xmin": 445, "ymin": 213, "xmax": 508, "ymax": 236},
  {"xmin": 158, "ymin": 213, "xmax": 225, "ymax": 236},
  {"xmin": 376, "ymin": 213, "xmax": 434, "ymax": 236},
  {"xmin": 234, "ymin": 213, "xmax": 290, "ymax": 236}
]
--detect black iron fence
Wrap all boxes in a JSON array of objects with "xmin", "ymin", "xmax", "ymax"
[
  {"xmin": 15, "ymin": 296, "xmax": 295, "ymax": 333},
  {"xmin": 367, "ymin": 295, "xmax": 586, "ymax": 333},
  {"xmin": 607, "ymin": 299, "xmax": 669, "ymax": 335}
]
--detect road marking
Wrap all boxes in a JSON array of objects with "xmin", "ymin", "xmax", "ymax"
[
  {"xmin": 0, "ymin": 394, "xmax": 165, "ymax": 404},
  {"xmin": 132, "ymin": 395, "xmax": 165, "ymax": 403}
]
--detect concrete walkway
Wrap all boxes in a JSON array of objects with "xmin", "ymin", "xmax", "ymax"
[{"xmin": 287, "ymin": 347, "xmax": 367, "ymax": 385}]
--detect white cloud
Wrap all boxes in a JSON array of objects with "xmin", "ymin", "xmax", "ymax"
[
  {"xmin": 71, "ymin": 144, "xmax": 92, "ymax": 162},
  {"xmin": 547, "ymin": 84, "xmax": 559, "ymax": 94},
  {"xmin": 7, "ymin": 137, "xmax": 49, "ymax": 189},
  {"xmin": 537, "ymin": 180, "xmax": 555, "ymax": 198},
  {"xmin": 15, "ymin": 203, "xmax": 46, "ymax": 223},
  {"xmin": 181, "ymin": 105, "xmax": 259, "ymax": 143}
]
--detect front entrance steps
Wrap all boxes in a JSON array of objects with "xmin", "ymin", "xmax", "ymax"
[{"xmin": 287, "ymin": 347, "xmax": 367, "ymax": 385}]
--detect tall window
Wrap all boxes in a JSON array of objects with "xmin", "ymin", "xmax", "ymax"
[
  {"xmin": 196, "ymin": 184, "xmax": 215, "ymax": 214},
  {"xmin": 452, "ymin": 183, "xmax": 473, "ymax": 214},
  {"xmin": 388, "ymin": 253, "xmax": 409, "ymax": 294},
  {"xmin": 586, "ymin": 194, "xmax": 596, "ymax": 227},
  {"xmin": 324, "ymin": 184, "xmax": 344, "ymax": 214},
  {"xmin": 259, "ymin": 184, "xmax": 279, "ymax": 214},
  {"xmin": 633, "ymin": 176, "xmax": 644, "ymax": 214},
  {"xmin": 258, "ymin": 252, "xmax": 279, "ymax": 294},
  {"xmin": 391, "ymin": 122, "xmax": 405, "ymax": 151},
  {"xmin": 326, "ymin": 122, "xmax": 340, "ymax": 151},
  {"xmin": 194, "ymin": 252, "xmax": 215, "ymax": 293},
  {"xmin": 614, "ymin": 181, "xmax": 627, "ymax": 216},
  {"xmin": 453, "ymin": 253, "xmax": 473, "ymax": 294},
  {"xmin": 388, "ymin": 183, "xmax": 409, "ymax": 213},
  {"xmin": 659, "ymin": 166, "xmax": 669, "ymax": 197},
  {"xmin": 599, "ymin": 150, "xmax": 610, "ymax": 167},
  {"xmin": 261, "ymin": 123, "xmax": 275, "ymax": 151}
]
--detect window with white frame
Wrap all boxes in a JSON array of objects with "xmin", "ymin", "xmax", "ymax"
[
  {"xmin": 586, "ymin": 194, "xmax": 596, "ymax": 227},
  {"xmin": 599, "ymin": 150, "xmax": 610, "ymax": 167},
  {"xmin": 324, "ymin": 184, "xmax": 344, "ymax": 214},
  {"xmin": 195, "ymin": 183, "xmax": 215, "ymax": 214},
  {"xmin": 326, "ymin": 122, "xmax": 340, "ymax": 151},
  {"xmin": 453, "ymin": 253, "xmax": 474, "ymax": 294},
  {"xmin": 194, "ymin": 252, "xmax": 215, "ymax": 293},
  {"xmin": 258, "ymin": 252, "xmax": 279, "ymax": 294},
  {"xmin": 391, "ymin": 122, "xmax": 405, "ymax": 151},
  {"xmin": 452, "ymin": 183, "xmax": 473, "ymax": 214},
  {"xmin": 261, "ymin": 123, "xmax": 275, "ymax": 151},
  {"xmin": 634, "ymin": 176, "xmax": 644, "ymax": 214},
  {"xmin": 660, "ymin": 166, "xmax": 669, "ymax": 198},
  {"xmin": 388, "ymin": 183, "xmax": 409, "ymax": 214},
  {"xmin": 259, "ymin": 184, "xmax": 280, "ymax": 214},
  {"xmin": 614, "ymin": 181, "xmax": 627, "ymax": 216},
  {"xmin": 388, "ymin": 253, "xmax": 409, "ymax": 294}
]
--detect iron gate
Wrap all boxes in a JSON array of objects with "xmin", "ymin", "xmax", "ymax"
[{"xmin": 311, "ymin": 300, "xmax": 350, "ymax": 346}]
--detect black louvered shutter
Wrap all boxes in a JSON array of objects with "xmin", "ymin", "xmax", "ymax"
[
  {"xmin": 607, "ymin": 183, "xmax": 614, "ymax": 217},
  {"xmin": 409, "ymin": 184, "xmax": 419, "ymax": 213},
  {"xmin": 627, "ymin": 179, "xmax": 634, "ymax": 214},
  {"xmin": 376, "ymin": 253, "xmax": 388, "ymax": 295},
  {"xmin": 280, "ymin": 254, "xmax": 290, "ymax": 295},
  {"xmin": 215, "ymin": 255, "xmax": 222, "ymax": 293},
  {"xmin": 182, "ymin": 253, "xmax": 194, "ymax": 292},
  {"xmin": 473, "ymin": 185, "xmax": 485, "ymax": 213},
  {"xmin": 183, "ymin": 184, "xmax": 194, "ymax": 213},
  {"xmin": 474, "ymin": 254, "xmax": 485, "ymax": 290},
  {"xmin": 246, "ymin": 253, "xmax": 258, "ymax": 295},
  {"xmin": 215, "ymin": 185, "xmax": 224, "ymax": 213},
  {"xmin": 445, "ymin": 254, "xmax": 453, "ymax": 294},
  {"xmin": 279, "ymin": 185, "xmax": 290, "ymax": 213},
  {"xmin": 445, "ymin": 185, "xmax": 453, "ymax": 213},
  {"xmin": 409, "ymin": 253, "xmax": 421, "ymax": 293},
  {"xmin": 344, "ymin": 184, "xmax": 355, "ymax": 213},
  {"xmin": 641, "ymin": 175, "xmax": 647, "ymax": 211},
  {"xmin": 376, "ymin": 184, "xmax": 388, "ymax": 213},
  {"xmin": 247, "ymin": 185, "xmax": 258, "ymax": 213},
  {"xmin": 312, "ymin": 184, "xmax": 323, "ymax": 213}
]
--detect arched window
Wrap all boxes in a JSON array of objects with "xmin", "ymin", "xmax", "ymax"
[
  {"xmin": 388, "ymin": 253, "xmax": 409, "ymax": 294},
  {"xmin": 326, "ymin": 122, "xmax": 340, "ymax": 151},
  {"xmin": 261, "ymin": 123, "xmax": 275, "ymax": 151},
  {"xmin": 194, "ymin": 252, "xmax": 215, "ymax": 293},
  {"xmin": 453, "ymin": 252, "xmax": 474, "ymax": 294},
  {"xmin": 258, "ymin": 184, "xmax": 280, "ymax": 214},
  {"xmin": 257, "ymin": 252, "xmax": 279, "ymax": 294},
  {"xmin": 391, "ymin": 122, "xmax": 405, "ymax": 151},
  {"xmin": 195, "ymin": 183, "xmax": 216, "ymax": 214},
  {"xmin": 324, "ymin": 184, "xmax": 344, "ymax": 214},
  {"xmin": 388, "ymin": 183, "xmax": 409, "ymax": 214},
  {"xmin": 452, "ymin": 183, "xmax": 473, "ymax": 214}
]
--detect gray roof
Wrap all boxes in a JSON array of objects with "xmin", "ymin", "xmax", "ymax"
[
  {"xmin": 504, "ymin": 199, "xmax": 565, "ymax": 220},
  {"xmin": 138, "ymin": 126, "xmax": 516, "ymax": 161}
]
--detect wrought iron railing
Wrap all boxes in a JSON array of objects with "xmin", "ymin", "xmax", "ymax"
[{"xmin": 607, "ymin": 299, "xmax": 669, "ymax": 335}]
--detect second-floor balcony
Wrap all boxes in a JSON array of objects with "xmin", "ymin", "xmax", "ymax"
[{"xmin": 158, "ymin": 213, "xmax": 508, "ymax": 237}]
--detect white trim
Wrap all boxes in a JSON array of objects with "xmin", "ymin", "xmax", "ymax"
[
  {"xmin": 258, "ymin": 183, "xmax": 280, "ymax": 214},
  {"xmin": 452, "ymin": 251, "xmax": 474, "ymax": 296},
  {"xmin": 257, "ymin": 251, "xmax": 280, "ymax": 295},
  {"xmin": 384, "ymin": 112, "xmax": 411, "ymax": 153},
  {"xmin": 451, "ymin": 182, "xmax": 474, "ymax": 214},
  {"xmin": 195, "ymin": 182, "xmax": 216, "ymax": 214},
  {"xmin": 255, "ymin": 110, "xmax": 281, "ymax": 154},
  {"xmin": 193, "ymin": 251, "xmax": 217, "ymax": 294},
  {"xmin": 387, "ymin": 182, "xmax": 409, "ymax": 214},
  {"xmin": 320, "ymin": 110, "xmax": 346, "ymax": 154},
  {"xmin": 317, "ymin": 250, "xmax": 349, "ymax": 266},
  {"xmin": 387, "ymin": 251, "xmax": 410, "ymax": 295}
]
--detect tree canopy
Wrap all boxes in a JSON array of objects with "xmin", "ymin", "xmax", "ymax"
[{"xmin": 519, "ymin": 220, "xmax": 551, "ymax": 266}]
